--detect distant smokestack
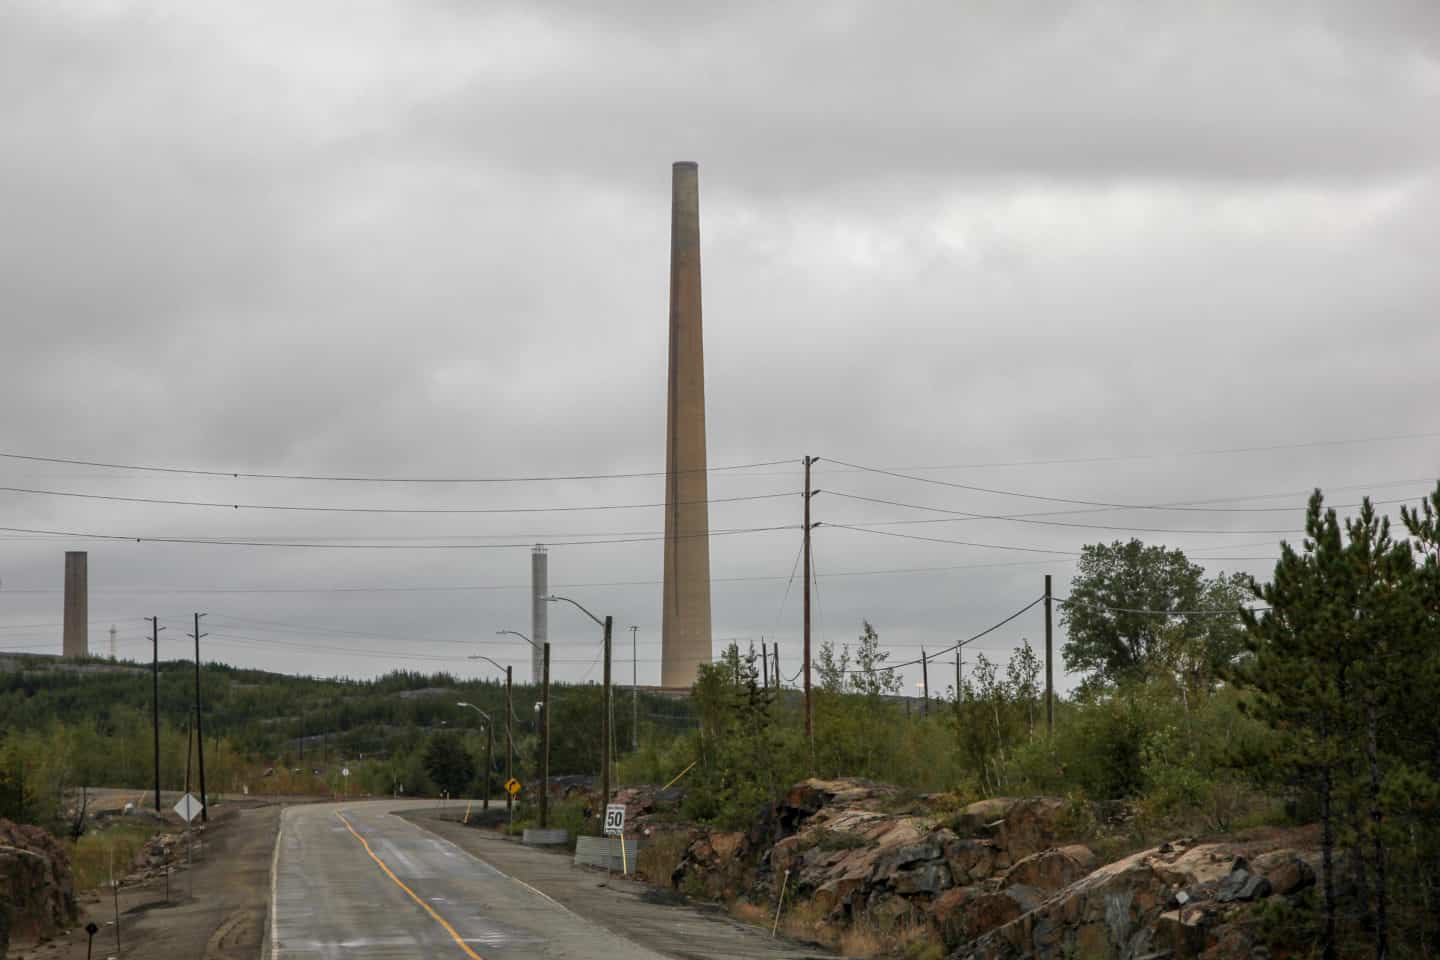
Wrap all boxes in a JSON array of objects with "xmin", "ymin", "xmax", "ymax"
[
  {"xmin": 661, "ymin": 161, "xmax": 713, "ymax": 687},
  {"xmin": 531, "ymin": 545, "xmax": 548, "ymax": 682},
  {"xmin": 63, "ymin": 551, "xmax": 87, "ymax": 658}
]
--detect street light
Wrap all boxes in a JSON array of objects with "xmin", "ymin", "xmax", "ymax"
[
  {"xmin": 467, "ymin": 652, "xmax": 514, "ymax": 818},
  {"xmin": 545, "ymin": 595, "xmax": 615, "ymax": 806},
  {"xmin": 497, "ymin": 628, "xmax": 551, "ymax": 829},
  {"xmin": 456, "ymin": 702, "xmax": 495, "ymax": 812}
]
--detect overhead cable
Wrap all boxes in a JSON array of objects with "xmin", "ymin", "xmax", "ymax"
[
  {"xmin": 1053, "ymin": 596, "xmax": 1270, "ymax": 617},
  {"xmin": 840, "ymin": 595, "xmax": 1047, "ymax": 674},
  {"xmin": 827, "ymin": 458, "xmax": 1434, "ymax": 513},
  {"xmin": 0, "ymin": 523, "xmax": 795, "ymax": 550},
  {"xmin": 0, "ymin": 451, "xmax": 795, "ymax": 483},
  {"xmin": 830, "ymin": 491, "xmax": 1306, "ymax": 535},
  {"xmin": 0, "ymin": 485, "xmax": 796, "ymax": 515},
  {"xmin": 854, "ymin": 431, "xmax": 1440, "ymax": 472},
  {"xmin": 826, "ymin": 523, "xmax": 1082, "ymax": 555}
]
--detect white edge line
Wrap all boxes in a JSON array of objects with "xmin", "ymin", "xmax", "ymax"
[{"xmin": 268, "ymin": 809, "xmax": 284, "ymax": 960}]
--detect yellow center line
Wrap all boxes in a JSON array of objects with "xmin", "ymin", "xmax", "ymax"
[{"xmin": 336, "ymin": 811, "xmax": 485, "ymax": 960}]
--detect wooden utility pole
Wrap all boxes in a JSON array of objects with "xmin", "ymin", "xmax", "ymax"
[
  {"xmin": 773, "ymin": 642, "xmax": 780, "ymax": 688},
  {"xmin": 148, "ymin": 616, "xmax": 163, "ymax": 812},
  {"xmin": 184, "ymin": 713, "xmax": 193, "ymax": 793},
  {"xmin": 803, "ymin": 455, "xmax": 816, "ymax": 741},
  {"xmin": 505, "ymin": 665, "xmax": 514, "ymax": 817},
  {"xmin": 921, "ymin": 648, "xmax": 929, "ymax": 716},
  {"xmin": 761, "ymin": 636, "xmax": 769, "ymax": 688},
  {"xmin": 540, "ymin": 642, "xmax": 551, "ymax": 829},
  {"xmin": 1044, "ymin": 574, "xmax": 1054, "ymax": 736},
  {"xmin": 955, "ymin": 648, "xmax": 963, "ymax": 703},
  {"xmin": 482, "ymin": 720, "xmax": 494, "ymax": 812},
  {"xmin": 190, "ymin": 612, "xmax": 208, "ymax": 822},
  {"xmin": 630, "ymin": 625, "xmax": 639, "ymax": 751},
  {"xmin": 601, "ymin": 615, "xmax": 613, "ymax": 805}
]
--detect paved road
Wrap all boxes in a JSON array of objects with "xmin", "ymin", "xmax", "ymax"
[{"xmin": 269, "ymin": 800, "xmax": 673, "ymax": 960}]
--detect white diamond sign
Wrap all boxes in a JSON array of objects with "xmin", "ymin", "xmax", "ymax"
[{"xmin": 173, "ymin": 793, "xmax": 203, "ymax": 823}]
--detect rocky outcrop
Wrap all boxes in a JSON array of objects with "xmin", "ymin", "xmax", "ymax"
[
  {"xmin": 670, "ymin": 779, "xmax": 1084, "ymax": 944},
  {"xmin": 659, "ymin": 778, "xmax": 1321, "ymax": 959},
  {"xmin": 955, "ymin": 840, "xmax": 1316, "ymax": 959},
  {"xmin": 0, "ymin": 819, "xmax": 78, "ymax": 956}
]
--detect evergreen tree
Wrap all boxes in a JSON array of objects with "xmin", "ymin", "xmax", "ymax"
[
  {"xmin": 421, "ymin": 732, "xmax": 476, "ymax": 797},
  {"xmin": 1241, "ymin": 490, "xmax": 1437, "ymax": 959}
]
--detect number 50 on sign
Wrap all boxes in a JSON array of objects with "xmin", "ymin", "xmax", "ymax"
[{"xmin": 603, "ymin": 803, "xmax": 626, "ymax": 836}]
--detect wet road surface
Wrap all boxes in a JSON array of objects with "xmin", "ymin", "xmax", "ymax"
[{"xmin": 269, "ymin": 800, "xmax": 670, "ymax": 960}]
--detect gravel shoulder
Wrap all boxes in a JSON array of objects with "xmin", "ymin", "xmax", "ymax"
[{"xmin": 10, "ymin": 800, "xmax": 281, "ymax": 960}]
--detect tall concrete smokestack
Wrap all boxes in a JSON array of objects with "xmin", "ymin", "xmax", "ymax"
[
  {"xmin": 661, "ymin": 161, "xmax": 713, "ymax": 687},
  {"xmin": 63, "ymin": 551, "xmax": 87, "ymax": 658},
  {"xmin": 531, "ymin": 544, "xmax": 548, "ymax": 683}
]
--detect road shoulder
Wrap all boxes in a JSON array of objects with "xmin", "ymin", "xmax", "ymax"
[
  {"xmin": 398, "ymin": 808, "xmax": 831, "ymax": 960},
  {"xmin": 10, "ymin": 800, "xmax": 280, "ymax": 960}
]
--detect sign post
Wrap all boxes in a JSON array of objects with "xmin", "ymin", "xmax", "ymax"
[
  {"xmin": 173, "ymin": 792, "xmax": 203, "ymax": 897},
  {"xmin": 505, "ymin": 778, "xmax": 521, "ymax": 829},
  {"xmin": 342, "ymin": 767, "xmax": 350, "ymax": 799},
  {"xmin": 603, "ymin": 803, "xmax": 627, "ymax": 875}
]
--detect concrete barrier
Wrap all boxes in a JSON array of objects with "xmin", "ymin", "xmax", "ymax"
[
  {"xmin": 522, "ymin": 828, "xmax": 569, "ymax": 846},
  {"xmin": 574, "ymin": 836, "xmax": 637, "ymax": 873}
]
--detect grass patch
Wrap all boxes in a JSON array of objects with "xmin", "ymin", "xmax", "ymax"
[
  {"xmin": 636, "ymin": 830, "xmax": 690, "ymax": 886},
  {"xmin": 504, "ymin": 797, "xmax": 599, "ymax": 850},
  {"xmin": 729, "ymin": 900, "xmax": 769, "ymax": 926},
  {"xmin": 808, "ymin": 828, "xmax": 874, "ymax": 853},
  {"xmin": 69, "ymin": 822, "xmax": 156, "ymax": 890}
]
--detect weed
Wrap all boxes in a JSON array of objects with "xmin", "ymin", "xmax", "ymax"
[
  {"xmin": 636, "ymin": 831, "xmax": 690, "ymax": 886},
  {"xmin": 69, "ymin": 822, "xmax": 155, "ymax": 890},
  {"xmin": 810, "ymin": 828, "xmax": 874, "ymax": 852}
]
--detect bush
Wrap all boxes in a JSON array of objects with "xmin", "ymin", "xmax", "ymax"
[
  {"xmin": 69, "ymin": 822, "xmax": 155, "ymax": 890},
  {"xmin": 636, "ymin": 830, "xmax": 690, "ymax": 885}
]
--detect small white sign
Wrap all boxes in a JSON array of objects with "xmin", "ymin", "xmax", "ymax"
[
  {"xmin": 341, "ymin": 767, "xmax": 350, "ymax": 777},
  {"xmin": 603, "ymin": 803, "xmax": 626, "ymax": 836},
  {"xmin": 173, "ymin": 793, "xmax": 203, "ymax": 823}
]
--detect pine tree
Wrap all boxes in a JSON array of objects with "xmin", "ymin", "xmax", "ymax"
[{"xmin": 1241, "ymin": 490, "xmax": 1437, "ymax": 959}]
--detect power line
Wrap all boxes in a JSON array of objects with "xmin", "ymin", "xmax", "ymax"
[
  {"xmin": 829, "ymin": 525, "xmax": 1282, "ymax": 563},
  {"xmin": 0, "ymin": 548, "xmax": 1282, "ymax": 600},
  {"xmin": 205, "ymin": 613, "xmax": 476, "ymax": 647},
  {"xmin": 840, "ymin": 596, "xmax": 1047, "ymax": 673},
  {"xmin": 826, "ymin": 524, "xmax": 1083, "ymax": 555},
  {"xmin": 681, "ymin": 433, "xmax": 1440, "ymax": 479},
  {"xmin": 0, "ymin": 523, "xmax": 795, "ymax": 550},
  {"xmin": 852, "ymin": 431, "xmax": 1440, "ymax": 472},
  {"xmin": 1053, "ymin": 596, "xmax": 1269, "ymax": 617},
  {"xmin": 829, "ymin": 491, "xmax": 1316, "ymax": 534},
  {"xmin": 826, "ymin": 458, "xmax": 1435, "ymax": 514},
  {"xmin": 772, "ymin": 537, "xmax": 804, "ymax": 629},
  {"xmin": 0, "ymin": 451, "xmax": 795, "ymax": 483},
  {"xmin": 0, "ymin": 485, "xmax": 797, "ymax": 515},
  {"xmin": 206, "ymin": 632, "xmax": 467, "ymax": 662}
]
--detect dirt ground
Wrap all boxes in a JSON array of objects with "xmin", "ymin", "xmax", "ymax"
[{"xmin": 9, "ymin": 799, "xmax": 280, "ymax": 960}]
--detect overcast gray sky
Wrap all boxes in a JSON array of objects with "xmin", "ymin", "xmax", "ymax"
[{"xmin": 1, "ymin": 0, "xmax": 1437, "ymax": 694}]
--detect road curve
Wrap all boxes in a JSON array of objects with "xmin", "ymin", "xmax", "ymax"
[{"xmin": 269, "ymin": 799, "xmax": 669, "ymax": 960}]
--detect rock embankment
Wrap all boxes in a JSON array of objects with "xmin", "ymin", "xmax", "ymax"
[
  {"xmin": 666, "ymin": 778, "xmax": 1317, "ymax": 958},
  {"xmin": 0, "ymin": 819, "xmax": 78, "ymax": 958}
]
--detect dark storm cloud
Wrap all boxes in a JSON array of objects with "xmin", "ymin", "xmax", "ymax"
[
  {"xmin": 0, "ymin": 0, "xmax": 1436, "ymax": 691},
  {"xmin": 412, "ymin": 1, "xmax": 1440, "ymax": 189}
]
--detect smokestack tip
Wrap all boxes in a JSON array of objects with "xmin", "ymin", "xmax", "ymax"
[{"xmin": 673, "ymin": 160, "xmax": 698, "ymax": 171}]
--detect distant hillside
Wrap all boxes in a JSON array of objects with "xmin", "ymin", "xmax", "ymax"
[{"xmin": 0, "ymin": 653, "xmax": 695, "ymax": 794}]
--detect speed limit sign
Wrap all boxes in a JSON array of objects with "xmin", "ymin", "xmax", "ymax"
[{"xmin": 603, "ymin": 803, "xmax": 626, "ymax": 836}]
